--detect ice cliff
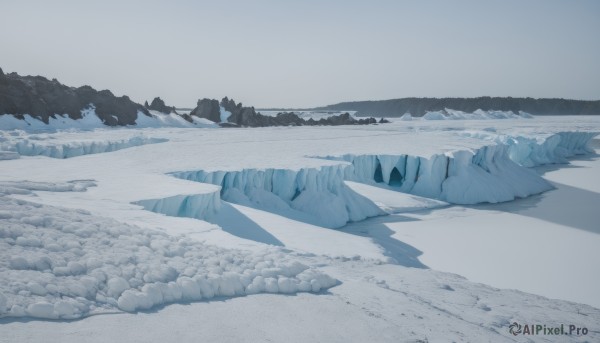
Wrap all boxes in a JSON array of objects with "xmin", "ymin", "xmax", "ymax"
[
  {"xmin": 135, "ymin": 131, "xmax": 597, "ymax": 227},
  {"xmin": 171, "ymin": 166, "xmax": 384, "ymax": 228},
  {"xmin": 322, "ymin": 131, "xmax": 597, "ymax": 204},
  {"xmin": 0, "ymin": 133, "xmax": 168, "ymax": 159}
]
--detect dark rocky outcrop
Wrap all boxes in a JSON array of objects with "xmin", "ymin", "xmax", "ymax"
[
  {"xmin": 190, "ymin": 98, "xmax": 220, "ymax": 123},
  {"xmin": 0, "ymin": 69, "xmax": 149, "ymax": 125},
  {"xmin": 0, "ymin": 68, "xmax": 386, "ymax": 128},
  {"xmin": 317, "ymin": 97, "xmax": 600, "ymax": 117},
  {"xmin": 146, "ymin": 97, "xmax": 175, "ymax": 114},
  {"xmin": 189, "ymin": 97, "xmax": 381, "ymax": 127}
]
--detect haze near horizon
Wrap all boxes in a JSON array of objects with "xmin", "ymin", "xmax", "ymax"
[{"xmin": 1, "ymin": 0, "xmax": 598, "ymax": 108}]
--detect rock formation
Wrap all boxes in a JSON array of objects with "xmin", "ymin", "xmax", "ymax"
[
  {"xmin": 189, "ymin": 98, "xmax": 220, "ymax": 123},
  {"xmin": 146, "ymin": 97, "xmax": 175, "ymax": 114},
  {"xmin": 0, "ymin": 69, "xmax": 149, "ymax": 126},
  {"xmin": 188, "ymin": 97, "xmax": 381, "ymax": 127}
]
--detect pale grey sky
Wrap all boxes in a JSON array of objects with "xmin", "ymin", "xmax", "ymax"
[{"xmin": 1, "ymin": 0, "xmax": 598, "ymax": 108}]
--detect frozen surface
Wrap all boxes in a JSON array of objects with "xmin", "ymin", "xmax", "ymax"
[
  {"xmin": 1, "ymin": 261, "xmax": 599, "ymax": 342},
  {"xmin": 1, "ymin": 116, "xmax": 599, "ymax": 341},
  {"xmin": 377, "ymin": 147, "xmax": 600, "ymax": 308}
]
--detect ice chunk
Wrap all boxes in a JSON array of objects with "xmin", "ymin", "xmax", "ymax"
[
  {"xmin": 107, "ymin": 277, "xmax": 130, "ymax": 298},
  {"xmin": 26, "ymin": 302, "xmax": 57, "ymax": 319}
]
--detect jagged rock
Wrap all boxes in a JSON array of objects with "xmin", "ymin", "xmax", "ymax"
[
  {"xmin": 325, "ymin": 112, "xmax": 355, "ymax": 125},
  {"xmin": 220, "ymin": 96, "xmax": 243, "ymax": 123},
  {"xmin": 0, "ymin": 70, "xmax": 149, "ymax": 125},
  {"xmin": 205, "ymin": 97, "xmax": 382, "ymax": 127},
  {"xmin": 190, "ymin": 98, "xmax": 221, "ymax": 122},
  {"xmin": 379, "ymin": 118, "xmax": 390, "ymax": 123},
  {"xmin": 146, "ymin": 97, "xmax": 174, "ymax": 114},
  {"xmin": 274, "ymin": 112, "xmax": 304, "ymax": 126}
]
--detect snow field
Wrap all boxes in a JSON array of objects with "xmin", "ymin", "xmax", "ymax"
[
  {"xmin": 0, "ymin": 116, "xmax": 599, "ymax": 334},
  {"xmin": 0, "ymin": 187, "xmax": 336, "ymax": 320}
]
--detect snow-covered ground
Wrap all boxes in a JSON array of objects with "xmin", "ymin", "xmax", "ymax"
[{"xmin": 1, "ymin": 116, "xmax": 599, "ymax": 341}]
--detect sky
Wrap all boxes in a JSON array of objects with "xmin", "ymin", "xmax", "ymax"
[{"xmin": 1, "ymin": 0, "xmax": 599, "ymax": 108}]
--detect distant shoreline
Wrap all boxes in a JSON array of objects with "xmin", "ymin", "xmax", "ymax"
[{"xmin": 311, "ymin": 97, "xmax": 600, "ymax": 117}]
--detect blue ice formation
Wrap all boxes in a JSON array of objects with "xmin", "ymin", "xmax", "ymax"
[
  {"xmin": 136, "ymin": 131, "xmax": 597, "ymax": 227},
  {"xmin": 171, "ymin": 165, "xmax": 384, "ymax": 228},
  {"xmin": 0, "ymin": 136, "xmax": 168, "ymax": 159}
]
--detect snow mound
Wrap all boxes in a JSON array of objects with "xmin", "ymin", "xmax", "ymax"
[
  {"xmin": 171, "ymin": 166, "xmax": 384, "ymax": 228},
  {"xmin": 0, "ymin": 131, "xmax": 168, "ymax": 159},
  {"xmin": 399, "ymin": 113, "xmax": 413, "ymax": 121},
  {"xmin": 422, "ymin": 111, "xmax": 447, "ymax": 120},
  {"xmin": 421, "ymin": 109, "xmax": 533, "ymax": 120},
  {"xmin": 134, "ymin": 110, "xmax": 218, "ymax": 128},
  {"xmin": 0, "ymin": 187, "xmax": 336, "ymax": 320}
]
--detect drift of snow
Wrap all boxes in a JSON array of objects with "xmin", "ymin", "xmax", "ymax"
[{"xmin": 0, "ymin": 115, "xmax": 599, "ymax": 335}]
